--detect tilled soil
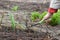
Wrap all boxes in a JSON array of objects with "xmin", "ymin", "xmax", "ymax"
[
  {"xmin": 0, "ymin": 26, "xmax": 58, "ymax": 40},
  {"xmin": 0, "ymin": 0, "xmax": 49, "ymax": 13},
  {"xmin": 0, "ymin": 0, "xmax": 60, "ymax": 40}
]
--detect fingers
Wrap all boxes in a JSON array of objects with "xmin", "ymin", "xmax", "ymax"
[{"xmin": 45, "ymin": 19, "xmax": 51, "ymax": 24}]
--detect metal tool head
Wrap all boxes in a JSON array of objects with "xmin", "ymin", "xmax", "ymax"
[
  {"xmin": 31, "ymin": 22, "xmax": 40, "ymax": 27},
  {"xmin": 31, "ymin": 20, "xmax": 45, "ymax": 27}
]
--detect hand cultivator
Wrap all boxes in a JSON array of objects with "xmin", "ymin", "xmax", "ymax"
[{"xmin": 20, "ymin": 19, "xmax": 58, "ymax": 37}]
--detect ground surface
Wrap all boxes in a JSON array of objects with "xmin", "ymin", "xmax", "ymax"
[
  {"xmin": 0, "ymin": 26, "xmax": 59, "ymax": 40},
  {"xmin": 0, "ymin": 0, "xmax": 60, "ymax": 40}
]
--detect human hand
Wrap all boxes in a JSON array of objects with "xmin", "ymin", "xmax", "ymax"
[{"xmin": 45, "ymin": 19, "xmax": 51, "ymax": 24}]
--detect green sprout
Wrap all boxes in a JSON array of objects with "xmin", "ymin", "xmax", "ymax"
[
  {"xmin": 30, "ymin": 11, "xmax": 47, "ymax": 22},
  {"xmin": 9, "ymin": 13, "xmax": 16, "ymax": 30},
  {"xmin": 11, "ymin": 6, "xmax": 19, "ymax": 11},
  {"xmin": 30, "ymin": 11, "xmax": 41, "ymax": 21}
]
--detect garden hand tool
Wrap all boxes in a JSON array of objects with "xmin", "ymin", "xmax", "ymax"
[
  {"xmin": 17, "ymin": 19, "xmax": 44, "ymax": 30},
  {"xmin": 31, "ymin": 19, "xmax": 44, "ymax": 26}
]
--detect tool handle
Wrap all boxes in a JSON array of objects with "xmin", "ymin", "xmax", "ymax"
[
  {"xmin": 31, "ymin": 20, "xmax": 44, "ymax": 26},
  {"xmin": 31, "ymin": 23, "xmax": 40, "ymax": 26}
]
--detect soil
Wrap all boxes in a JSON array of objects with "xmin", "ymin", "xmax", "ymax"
[
  {"xmin": 0, "ymin": 26, "xmax": 57, "ymax": 40},
  {"xmin": 0, "ymin": 0, "xmax": 60, "ymax": 40}
]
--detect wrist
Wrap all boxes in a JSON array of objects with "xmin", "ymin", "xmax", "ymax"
[
  {"xmin": 42, "ymin": 12, "xmax": 52, "ymax": 20},
  {"xmin": 48, "ymin": 8, "xmax": 58, "ymax": 14}
]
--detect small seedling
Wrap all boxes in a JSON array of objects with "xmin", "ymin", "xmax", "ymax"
[
  {"xmin": 30, "ymin": 11, "xmax": 41, "ymax": 21},
  {"xmin": 30, "ymin": 11, "xmax": 47, "ymax": 21},
  {"xmin": 9, "ymin": 13, "xmax": 16, "ymax": 30},
  {"xmin": 11, "ymin": 6, "xmax": 19, "ymax": 11}
]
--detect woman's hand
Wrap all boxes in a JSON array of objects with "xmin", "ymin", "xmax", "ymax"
[
  {"xmin": 41, "ymin": 12, "xmax": 52, "ymax": 20},
  {"xmin": 39, "ymin": 12, "xmax": 53, "ymax": 24},
  {"xmin": 45, "ymin": 19, "xmax": 51, "ymax": 24}
]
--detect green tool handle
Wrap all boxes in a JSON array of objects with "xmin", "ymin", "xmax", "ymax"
[{"xmin": 31, "ymin": 20, "xmax": 44, "ymax": 26}]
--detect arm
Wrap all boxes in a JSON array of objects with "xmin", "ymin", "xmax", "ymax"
[
  {"xmin": 40, "ymin": 8, "xmax": 58, "ymax": 23},
  {"xmin": 40, "ymin": 0, "xmax": 58, "ymax": 23},
  {"xmin": 41, "ymin": 12, "xmax": 53, "ymax": 21}
]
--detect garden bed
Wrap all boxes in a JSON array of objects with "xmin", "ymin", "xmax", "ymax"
[
  {"xmin": 0, "ymin": 26, "xmax": 58, "ymax": 40},
  {"xmin": 0, "ymin": 0, "xmax": 60, "ymax": 40}
]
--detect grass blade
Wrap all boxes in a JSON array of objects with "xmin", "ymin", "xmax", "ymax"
[{"xmin": 9, "ymin": 13, "xmax": 16, "ymax": 30}]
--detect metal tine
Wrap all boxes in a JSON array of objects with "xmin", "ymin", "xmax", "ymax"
[
  {"xmin": 31, "ymin": 20, "xmax": 45, "ymax": 27},
  {"xmin": 31, "ymin": 22, "xmax": 40, "ymax": 27},
  {"xmin": 31, "ymin": 22, "xmax": 45, "ymax": 27}
]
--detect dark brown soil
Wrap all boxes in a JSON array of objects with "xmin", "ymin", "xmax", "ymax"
[
  {"xmin": 0, "ymin": 26, "xmax": 58, "ymax": 40},
  {"xmin": 0, "ymin": 1, "xmax": 59, "ymax": 40}
]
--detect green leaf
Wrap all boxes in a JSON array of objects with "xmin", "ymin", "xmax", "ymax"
[
  {"xmin": 11, "ymin": 6, "xmax": 19, "ymax": 11},
  {"xmin": 9, "ymin": 13, "xmax": 16, "ymax": 30},
  {"xmin": 30, "ymin": 11, "xmax": 40, "ymax": 21}
]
